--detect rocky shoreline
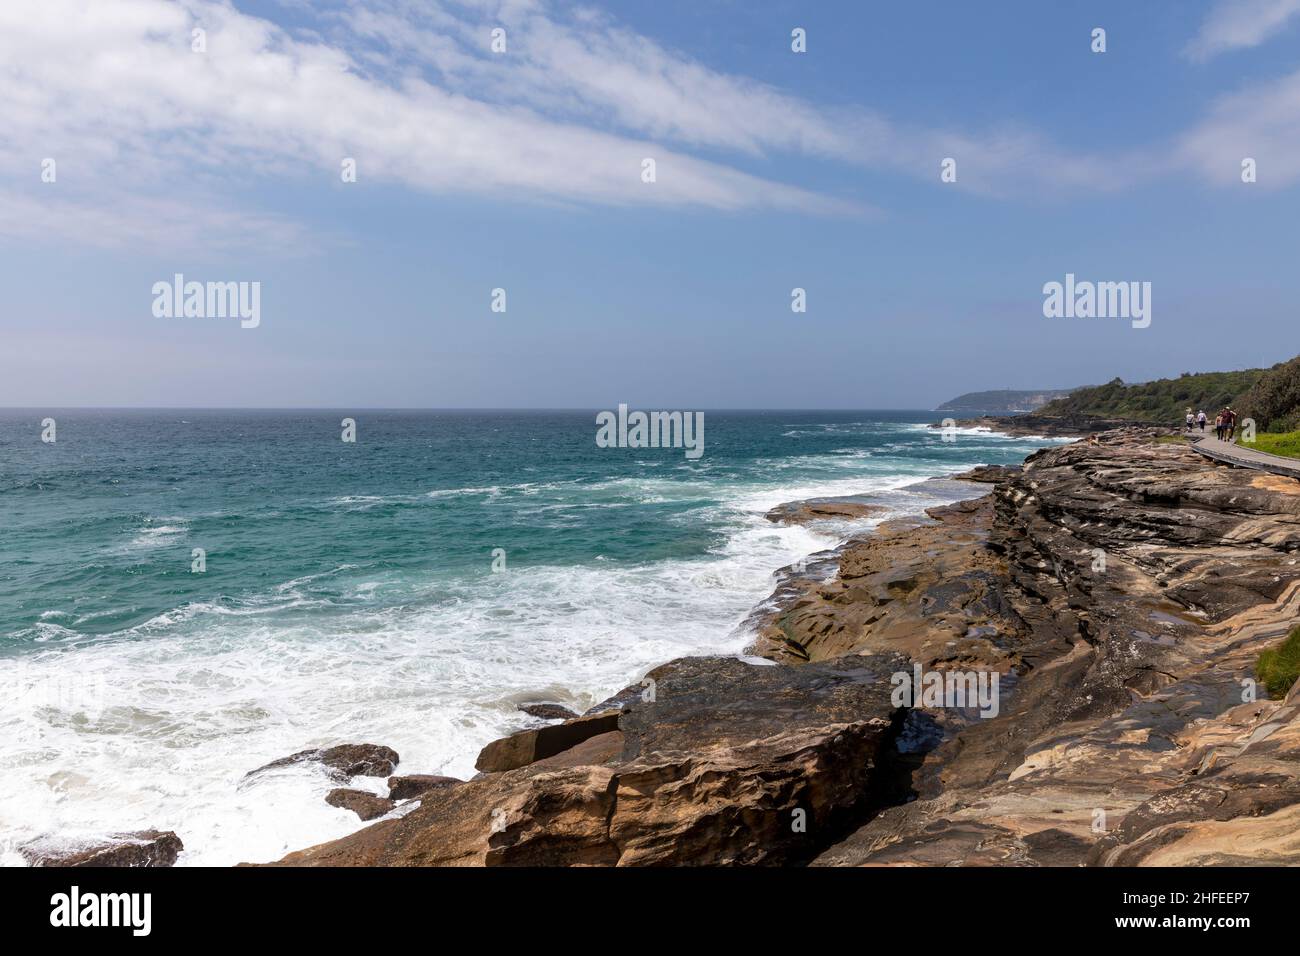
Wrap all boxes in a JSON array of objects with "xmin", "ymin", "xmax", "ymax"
[
  {"xmin": 256, "ymin": 423, "xmax": 1300, "ymax": 866},
  {"xmin": 932, "ymin": 413, "xmax": 1151, "ymax": 438},
  {"xmin": 28, "ymin": 423, "xmax": 1300, "ymax": 867}
]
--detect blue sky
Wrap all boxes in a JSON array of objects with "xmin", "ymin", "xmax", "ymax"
[{"xmin": 1, "ymin": 0, "xmax": 1299, "ymax": 408}]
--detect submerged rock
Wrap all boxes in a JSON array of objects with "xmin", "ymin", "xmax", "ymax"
[
  {"xmin": 518, "ymin": 703, "xmax": 580, "ymax": 721},
  {"xmin": 325, "ymin": 789, "xmax": 395, "ymax": 821},
  {"xmin": 21, "ymin": 830, "xmax": 183, "ymax": 867},
  {"xmin": 765, "ymin": 498, "xmax": 884, "ymax": 526},
  {"xmin": 246, "ymin": 743, "xmax": 399, "ymax": 782},
  {"xmin": 930, "ymin": 414, "xmax": 1147, "ymax": 437}
]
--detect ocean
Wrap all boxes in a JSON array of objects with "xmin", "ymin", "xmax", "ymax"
[{"xmin": 0, "ymin": 409, "xmax": 1057, "ymax": 865}]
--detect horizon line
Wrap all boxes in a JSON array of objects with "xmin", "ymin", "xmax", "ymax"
[{"xmin": 0, "ymin": 405, "xmax": 954, "ymax": 413}]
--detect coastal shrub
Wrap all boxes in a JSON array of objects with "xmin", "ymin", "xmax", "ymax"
[
  {"xmin": 1257, "ymin": 625, "xmax": 1300, "ymax": 699},
  {"xmin": 1036, "ymin": 368, "xmax": 1266, "ymax": 424},
  {"xmin": 1238, "ymin": 354, "xmax": 1300, "ymax": 433}
]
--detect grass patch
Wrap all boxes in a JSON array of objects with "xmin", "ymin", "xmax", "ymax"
[
  {"xmin": 1248, "ymin": 431, "xmax": 1300, "ymax": 460},
  {"xmin": 1257, "ymin": 625, "xmax": 1300, "ymax": 699},
  {"xmin": 1156, "ymin": 435, "xmax": 1189, "ymax": 444}
]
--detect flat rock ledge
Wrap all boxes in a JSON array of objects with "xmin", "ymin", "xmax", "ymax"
[{"xmin": 765, "ymin": 498, "xmax": 885, "ymax": 526}]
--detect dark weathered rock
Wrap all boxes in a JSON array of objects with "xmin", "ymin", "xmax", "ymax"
[
  {"xmin": 325, "ymin": 789, "xmax": 395, "ymax": 821},
  {"xmin": 747, "ymin": 496, "xmax": 1034, "ymax": 670},
  {"xmin": 518, "ymin": 703, "xmax": 580, "ymax": 721},
  {"xmin": 475, "ymin": 712, "xmax": 623, "ymax": 773},
  {"xmin": 268, "ymin": 654, "xmax": 907, "ymax": 867},
  {"xmin": 809, "ymin": 427, "xmax": 1300, "ymax": 866},
  {"xmin": 765, "ymin": 498, "xmax": 885, "ymax": 526},
  {"xmin": 21, "ymin": 830, "xmax": 183, "ymax": 867},
  {"xmin": 607, "ymin": 654, "xmax": 907, "ymax": 763},
  {"xmin": 387, "ymin": 775, "xmax": 462, "ymax": 800},
  {"xmin": 247, "ymin": 743, "xmax": 399, "ymax": 782},
  {"xmin": 526, "ymin": 730, "xmax": 625, "ymax": 770},
  {"xmin": 952, "ymin": 464, "xmax": 1021, "ymax": 483}
]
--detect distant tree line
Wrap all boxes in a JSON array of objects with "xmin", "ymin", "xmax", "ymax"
[{"xmin": 1035, "ymin": 368, "xmax": 1269, "ymax": 425}]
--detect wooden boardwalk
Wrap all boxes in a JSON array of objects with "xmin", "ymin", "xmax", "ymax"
[{"xmin": 1190, "ymin": 429, "xmax": 1300, "ymax": 480}]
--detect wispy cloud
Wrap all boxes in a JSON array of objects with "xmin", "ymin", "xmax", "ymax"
[
  {"xmin": 1184, "ymin": 0, "xmax": 1300, "ymax": 60},
  {"xmin": 0, "ymin": 0, "xmax": 859, "ymax": 252},
  {"xmin": 0, "ymin": 188, "xmax": 314, "ymax": 253},
  {"xmin": 333, "ymin": 0, "xmax": 1124, "ymax": 196},
  {"xmin": 1177, "ymin": 67, "xmax": 1300, "ymax": 185},
  {"xmin": 2, "ymin": 0, "xmax": 1298, "ymax": 254}
]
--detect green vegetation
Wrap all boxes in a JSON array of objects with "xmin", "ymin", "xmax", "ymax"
[
  {"xmin": 1257, "ymin": 625, "xmax": 1300, "ymax": 699},
  {"xmin": 1248, "ymin": 431, "xmax": 1300, "ymax": 460},
  {"xmin": 1239, "ymin": 355, "xmax": 1300, "ymax": 433},
  {"xmin": 1155, "ymin": 435, "xmax": 1189, "ymax": 444},
  {"xmin": 1035, "ymin": 369, "xmax": 1266, "ymax": 424}
]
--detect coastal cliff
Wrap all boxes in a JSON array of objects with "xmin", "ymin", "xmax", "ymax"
[{"xmin": 268, "ymin": 428, "xmax": 1300, "ymax": 866}]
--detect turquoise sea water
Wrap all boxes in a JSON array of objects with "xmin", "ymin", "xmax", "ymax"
[{"xmin": 0, "ymin": 409, "xmax": 1057, "ymax": 864}]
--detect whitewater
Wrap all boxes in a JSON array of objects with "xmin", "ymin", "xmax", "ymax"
[{"xmin": 0, "ymin": 410, "xmax": 1059, "ymax": 865}]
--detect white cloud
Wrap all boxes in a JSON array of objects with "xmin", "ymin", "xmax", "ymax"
[
  {"xmin": 334, "ymin": 0, "xmax": 1124, "ymax": 195},
  {"xmin": 1185, "ymin": 0, "xmax": 1300, "ymax": 60},
  {"xmin": 0, "ymin": 188, "xmax": 314, "ymax": 253},
  {"xmin": 1177, "ymin": 67, "xmax": 1300, "ymax": 186},
  {"xmin": 0, "ymin": 0, "xmax": 859, "ymax": 252},
  {"xmin": 2, "ymin": 0, "xmax": 1294, "ymax": 254}
]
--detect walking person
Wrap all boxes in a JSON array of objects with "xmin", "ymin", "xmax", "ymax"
[
  {"xmin": 1214, "ymin": 413, "xmax": 1224, "ymax": 440},
  {"xmin": 1224, "ymin": 407, "xmax": 1237, "ymax": 442},
  {"xmin": 1196, "ymin": 409, "xmax": 1207, "ymax": 432},
  {"xmin": 1185, "ymin": 409, "xmax": 1195, "ymax": 432}
]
